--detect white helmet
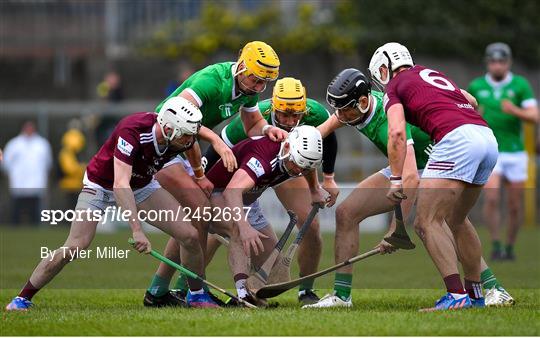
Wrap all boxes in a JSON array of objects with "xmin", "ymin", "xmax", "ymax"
[
  {"xmin": 157, "ymin": 96, "xmax": 202, "ymax": 142},
  {"xmin": 280, "ymin": 125, "xmax": 323, "ymax": 172},
  {"xmin": 368, "ymin": 42, "xmax": 414, "ymax": 86}
]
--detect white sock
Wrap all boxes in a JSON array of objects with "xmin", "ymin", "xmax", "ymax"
[
  {"xmin": 190, "ymin": 288, "xmax": 204, "ymax": 295},
  {"xmin": 235, "ymin": 279, "xmax": 247, "ymax": 298},
  {"xmin": 450, "ymin": 292, "xmax": 467, "ymax": 300}
]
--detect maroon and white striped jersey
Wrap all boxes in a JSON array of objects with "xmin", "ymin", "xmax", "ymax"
[
  {"xmin": 86, "ymin": 112, "xmax": 179, "ymax": 190},
  {"xmin": 384, "ymin": 65, "xmax": 487, "ymax": 143}
]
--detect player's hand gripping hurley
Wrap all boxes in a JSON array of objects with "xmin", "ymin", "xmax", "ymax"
[
  {"xmin": 247, "ymin": 210, "xmax": 297, "ymax": 289},
  {"xmin": 383, "ymin": 204, "xmax": 415, "ymax": 250},
  {"xmin": 265, "ymin": 202, "xmax": 324, "ymax": 285},
  {"xmin": 256, "ymin": 203, "xmax": 415, "ymax": 299}
]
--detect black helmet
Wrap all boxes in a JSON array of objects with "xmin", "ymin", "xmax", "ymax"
[
  {"xmin": 485, "ymin": 42, "xmax": 512, "ymax": 62},
  {"xmin": 326, "ymin": 68, "xmax": 371, "ymax": 110}
]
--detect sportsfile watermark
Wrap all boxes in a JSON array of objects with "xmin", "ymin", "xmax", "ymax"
[
  {"xmin": 40, "ymin": 206, "xmax": 252, "ymax": 225},
  {"xmin": 1, "ymin": 187, "xmax": 538, "ymax": 290}
]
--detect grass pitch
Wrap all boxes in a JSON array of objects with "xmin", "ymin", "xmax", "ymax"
[{"xmin": 1, "ymin": 226, "xmax": 539, "ymax": 336}]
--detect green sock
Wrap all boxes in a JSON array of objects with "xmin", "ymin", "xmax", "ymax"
[
  {"xmin": 505, "ymin": 244, "xmax": 514, "ymax": 256},
  {"xmin": 492, "ymin": 240, "xmax": 502, "ymax": 252},
  {"xmin": 173, "ymin": 274, "xmax": 189, "ymax": 292},
  {"xmin": 334, "ymin": 273, "xmax": 353, "ymax": 301},
  {"xmin": 299, "ymin": 277, "xmax": 315, "ymax": 292},
  {"xmin": 147, "ymin": 274, "xmax": 170, "ymax": 297},
  {"xmin": 481, "ymin": 267, "xmax": 501, "ymax": 289}
]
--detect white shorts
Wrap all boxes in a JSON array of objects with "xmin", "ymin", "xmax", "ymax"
[
  {"xmin": 75, "ymin": 172, "xmax": 161, "ymax": 211},
  {"xmin": 421, "ymin": 124, "xmax": 499, "ymax": 185},
  {"xmin": 210, "ymin": 193, "xmax": 269, "ymax": 231},
  {"xmin": 162, "ymin": 156, "xmax": 194, "ymax": 176},
  {"xmin": 167, "ymin": 156, "xmax": 269, "ymax": 229},
  {"xmin": 492, "ymin": 151, "xmax": 528, "ymax": 183},
  {"xmin": 379, "ymin": 166, "xmax": 423, "ymax": 179}
]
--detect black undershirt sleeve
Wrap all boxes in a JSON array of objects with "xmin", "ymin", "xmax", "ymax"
[{"xmin": 322, "ymin": 131, "xmax": 338, "ymax": 174}]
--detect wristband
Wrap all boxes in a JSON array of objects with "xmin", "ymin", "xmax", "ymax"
[
  {"xmin": 323, "ymin": 173, "xmax": 335, "ymax": 179},
  {"xmin": 194, "ymin": 175, "xmax": 206, "ymax": 181},
  {"xmin": 192, "ymin": 165, "xmax": 204, "ymax": 177},
  {"xmin": 262, "ymin": 124, "xmax": 272, "ymax": 134}
]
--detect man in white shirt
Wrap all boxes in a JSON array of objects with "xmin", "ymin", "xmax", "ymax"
[{"xmin": 3, "ymin": 121, "xmax": 52, "ymax": 225}]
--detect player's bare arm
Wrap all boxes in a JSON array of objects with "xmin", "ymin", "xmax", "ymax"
[
  {"xmin": 242, "ymin": 106, "xmax": 286, "ymax": 140},
  {"xmin": 501, "ymin": 100, "xmax": 539, "ymax": 123},
  {"xmin": 185, "ymin": 141, "xmax": 213, "ymax": 197},
  {"xmin": 200, "ymin": 126, "xmax": 238, "ymax": 172},
  {"xmin": 401, "ymin": 144, "xmax": 420, "ymax": 215},
  {"xmin": 241, "ymin": 106, "xmax": 266, "ymax": 136},
  {"xmin": 243, "ymin": 107, "xmax": 288, "ymax": 142},
  {"xmin": 113, "ymin": 157, "xmax": 150, "ymax": 253},
  {"xmin": 222, "ymin": 168, "xmax": 268, "ymax": 256},
  {"xmin": 317, "ymin": 114, "xmax": 343, "ymax": 138},
  {"xmin": 321, "ymin": 173, "xmax": 338, "ymax": 205},
  {"xmin": 386, "ymin": 103, "xmax": 408, "ymax": 204},
  {"xmin": 302, "ymin": 169, "xmax": 327, "ymax": 206},
  {"xmin": 178, "ymin": 88, "xmax": 239, "ymax": 172},
  {"xmin": 376, "ymin": 144, "xmax": 419, "ymax": 254}
]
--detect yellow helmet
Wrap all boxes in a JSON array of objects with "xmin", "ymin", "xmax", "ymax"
[
  {"xmin": 236, "ymin": 41, "xmax": 280, "ymax": 81},
  {"xmin": 272, "ymin": 77, "xmax": 307, "ymax": 113},
  {"xmin": 62, "ymin": 128, "xmax": 85, "ymax": 152}
]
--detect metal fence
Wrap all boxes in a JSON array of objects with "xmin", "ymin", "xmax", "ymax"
[{"xmin": 0, "ymin": 0, "xmax": 281, "ymax": 58}]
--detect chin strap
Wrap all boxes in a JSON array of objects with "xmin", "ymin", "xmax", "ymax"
[{"xmin": 234, "ymin": 62, "xmax": 266, "ymax": 95}]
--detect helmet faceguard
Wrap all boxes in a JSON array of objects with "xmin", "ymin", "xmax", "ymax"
[
  {"xmin": 234, "ymin": 41, "xmax": 280, "ymax": 94},
  {"xmin": 271, "ymin": 108, "xmax": 306, "ymax": 131},
  {"xmin": 326, "ymin": 68, "xmax": 372, "ymax": 126},
  {"xmin": 334, "ymin": 95, "xmax": 372, "ymax": 127},
  {"xmin": 271, "ymin": 77, "xmax": 307, "ymax": 131}
]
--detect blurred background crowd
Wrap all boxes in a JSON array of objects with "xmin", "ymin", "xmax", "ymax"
[{"xmin": 0, "ymin": 0, "xmax": 538, "ymax": 236}]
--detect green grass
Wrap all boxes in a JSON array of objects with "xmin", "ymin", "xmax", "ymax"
[{"xmin": 1, "ymin": 226, "xmax": 539, "ymax": 336}]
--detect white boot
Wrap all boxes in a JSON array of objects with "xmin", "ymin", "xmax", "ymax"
[
  {"xmin": 302, "ymin": 293, "xmax": 352, "ymax": 309},
  {"xmin": 485, "ymin": 286, "xmax": 515, "ymax": 307}
]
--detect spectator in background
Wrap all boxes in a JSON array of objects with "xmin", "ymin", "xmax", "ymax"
[
  {"xmin": 165, "ymin": 63, "xmax": 195, "ymax": 96},
  {"xmin": 96, "ymin": 71, "xmax": 124, "ymax": 102},
  {"xmin": 59, "ymin": 119, "xmax": 87, "ymax": 206},
  {"xmin": 2, "ymin": 121, "xmax": 52, "ymax": 225},
  {"xmin": 468, "ymin": 43, "xmax": 539, "ymax": 261}
]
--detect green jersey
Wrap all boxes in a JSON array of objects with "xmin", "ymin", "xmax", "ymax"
[
  {"xmin": 156, "ymin": 62, "xmax": 259, "ymax": 129},
  {"xmin": 359, "ymin": 91, "xmax": 433, "ymax": 170},
  {"xmin": 468, "ymin": 73, "xmax": 537, "ymax": 152},
  {"xmin": 221, "ymin": 98, "xmax": 330, "ymax": 146}
]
